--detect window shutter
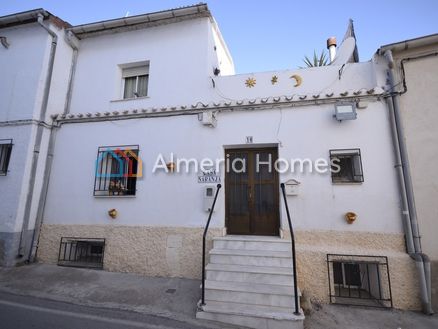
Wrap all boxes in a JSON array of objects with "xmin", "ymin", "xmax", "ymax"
[{"xmin": 122, "ymin": 65, "xmax": 149, "ymax": 78}]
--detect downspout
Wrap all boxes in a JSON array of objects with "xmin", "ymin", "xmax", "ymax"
[
  {"xmin": 62, "ymin": 31, "xmax": 79, "ymax": 115},
  {"xmin": 384, "ymin": 49, "xmax": 433, "ymax": 314},
  {"xmin": 18, "ymin": 14, "xmax": 57, "ymax": 258},
  {"xmin": 28, "ymin": 31, "xmax": 79, "ymax": 263}
]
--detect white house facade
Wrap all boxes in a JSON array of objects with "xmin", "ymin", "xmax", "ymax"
[{"xmin": 0, "ymin": 4, "xmax": 434, "ymax": 328}]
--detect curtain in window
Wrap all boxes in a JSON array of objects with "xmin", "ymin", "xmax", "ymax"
[
  {"xmin": 123, "ymin": 76, "xmax": 136, "ymax": 99},
  {"xmin": 137, "ymin": 75, "xmax": 148, "ymax": 97}
]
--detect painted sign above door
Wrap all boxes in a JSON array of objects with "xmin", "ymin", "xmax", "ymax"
[{"xmin": 198, "ymin": 169, "xmax": 221, "ymax": 183}]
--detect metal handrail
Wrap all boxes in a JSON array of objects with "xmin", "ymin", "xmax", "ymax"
[
  {"xmin": 280, "ymin": 183, "xmax": 301, "ymax": 315},
  {"xmin": 201, "ymin": 183, "xmax": 222, "ymax": 306}
]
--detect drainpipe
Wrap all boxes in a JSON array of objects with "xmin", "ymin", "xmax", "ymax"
[
  {"xmin": 384, "ymin": 49, "xmax": 433, "ymax": 314},
  {"xmin": 63, "ymin": 31, "xmax": 79, "ymax": 114},
  {"xmin": 18, "ymin": 14, "xmax": 58, "ymax": 259},
  {"xmin": 27, "ymin": 124, "xmax": 58, "ymax": 263},
  {"xmin": 27, "ymin": 30, "xmax": 79, "ymax": 263}
]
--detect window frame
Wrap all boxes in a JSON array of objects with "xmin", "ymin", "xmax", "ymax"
[
  {"xmin": 93, "ymin": 145, "xmax": 140, "ymax": 197},
  {"xmin": 329, "ymin": 148, "xmax": 364, "ymax": 184},
  {"xmin": 123, "ymin": 74, "xmax": 148, "ymax": 99},
  {"xmin": 120, "ymin": 62, "xmax": 150, "ymax": 100},
  {"xmin": 0, "ymin": 139, "xmax": 13, "ymax": 176}
]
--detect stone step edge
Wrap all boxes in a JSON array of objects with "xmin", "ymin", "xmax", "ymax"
[
  {"xmin": 197, "ymin": 300, "xmax": 305, "ymax": 321},
  {"xmin": 209, "ymin": 249, "xmax": 292, "ymax": 258},
  {"xmin": 204, "ymin": 280, "xmax": 300, "ymax": 296},
  {"xmin": 213, "ymin": 236, "xmax": 291, "ymax": 244},
  {"xmin": 206, "ymin": 263, "xmax": 294, "ymax": 276}
]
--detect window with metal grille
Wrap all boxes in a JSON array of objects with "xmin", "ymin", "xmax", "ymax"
[
  {"xmin": 94, "ymin": 145, "xmax": 139, "ymax": 196},
  {"xmin": 58, "ymin": 237, "xmax": 105, "ymax": 269},
  {"xmin": 122, "ymin": 64, "xmax": 149, "ymax": 99},
  {"xmin": 330, "ymin": 149, "xmax": 364, "ymax": 183},
  {"xmin": 327, "ymin": 254, "xmax": 393, "ymax": 308},
  {"xmin": 0, "ymin": 139, "xmax": 13, "ymax": 176}
]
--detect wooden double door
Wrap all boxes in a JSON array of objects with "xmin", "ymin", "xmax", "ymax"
[{"xmin": 225, "ymin": 147, "xmax": 280, "ymax": 236}]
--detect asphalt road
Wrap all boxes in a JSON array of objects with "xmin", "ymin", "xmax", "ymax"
[{"xmin": 0, "ymin": 291, "xmax": 218, "ymax": 329}]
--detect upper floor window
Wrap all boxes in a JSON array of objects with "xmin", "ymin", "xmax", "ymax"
[
  {"xmin": 122, "ymin": 64, "xmax": 149, "ymax": 99},
  {"xmin": 94, "ymin": 145, "xmax": 140, "ymax": 196},
  {"xmin": 330, "ymin": 148, "xmax": 364, "ymax": 183},
  {"xmin": 0, "ymin": 139, "xmax": 13, "ymax": 176}
]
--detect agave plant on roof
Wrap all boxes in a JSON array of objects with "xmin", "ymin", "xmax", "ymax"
[{"xmin": 302, "ymin": 50, "xmax": 328, "ymax": 68}]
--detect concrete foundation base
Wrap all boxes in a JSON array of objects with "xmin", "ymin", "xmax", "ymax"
[
  {"xmin": 0, "ymin": 230, "xmax": 34, "ymax": 267},
  {"xmin": 37, "ymin": 224, "xmax": 222, "ymax": 279},
  {"xmin": 37, "ymin": 224, "xmax": 422, "ymax": 310}
]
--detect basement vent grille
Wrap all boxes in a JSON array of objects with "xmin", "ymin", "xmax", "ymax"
[{"xmin": 58, "ymin": 237, "xmax": 105, "ymax": 269}]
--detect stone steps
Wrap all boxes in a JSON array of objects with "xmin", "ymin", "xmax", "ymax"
[
  {"xmin": 198, "ymin": 300, "xmax": 304, "ymax": 329},
  {"xmin": 206, "ymin": 263, "xmax": 294, "ymax": 285},
  {"xmin": 196, "ymin": 235, "xmax": 304, "ymax": 329},
  {"xmin": 204, "ymin": 279, "xmax": 298, "ymax": 308},
  {"xmin": 201, "ymin": 300, "xmax": 298, "ymax": 316},
  {"xmin": 209, "ymin": 248, "xmax": 293, "ymax": 267},
  {"xmin": 213, "ymin": 235, "xmax": 291, "ymax": 252}
]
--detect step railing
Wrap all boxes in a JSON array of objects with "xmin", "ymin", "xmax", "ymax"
[
  {"xmin": 280, "ymin": 183, "xmax": 301, "ymax": 315},
  {"xmin": 201, "ymin": 183, "xmax": 222, "ymax": 306}
]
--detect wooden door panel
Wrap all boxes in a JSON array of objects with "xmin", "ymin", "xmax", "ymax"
[
  {"xmin": 226, "ymin": 151, "xmax": 251, "ymax": 235},
  {"xmin": 226, "ymin": 147, "xmax": 279, "ymax": 236},
  {"xmin": 251, "ymin": 150, "xmax": 279, "ymax": 236}
]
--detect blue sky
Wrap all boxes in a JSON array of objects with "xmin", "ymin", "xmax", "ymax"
[{"xmin": 1, "ymin": 1, "xmax": 437, "ymax": 73}]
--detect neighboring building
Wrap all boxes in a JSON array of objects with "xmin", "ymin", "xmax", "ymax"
[
  {"xmin": 0, "ymin": 9, "xmax": 73, "ymax": 266},
  {"xmin": 0, "ymin": 4, "xmax": 435, "ymax": 329},
  {"xmin": 378, "ymin": 34, "xmax": 438, "ymax": 310}
]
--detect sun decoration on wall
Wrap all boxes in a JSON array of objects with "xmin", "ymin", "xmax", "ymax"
[
  {"xmin": 271, "ymin": 75, "xmax": 278, "ymax": 85},
  {"xmin": 245, "ymin": 77, "xmax": 256, "ymax": 88}
]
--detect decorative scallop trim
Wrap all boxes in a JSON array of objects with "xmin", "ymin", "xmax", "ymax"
[{"xmin": 52, "ymin": 88, "xmax": 384, "ymax": 122}]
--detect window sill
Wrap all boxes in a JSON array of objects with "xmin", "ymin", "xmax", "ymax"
[
  {"xmin": 94, "ymin": 195, "xmax": 137, "ymax": 198},
  {"xmin": 331, "ymin": 181, "xmax": 364, "ymax": 185},
  {"xmin": 110, "ymin": 96, "xmax": 149, "ymax": 103}
]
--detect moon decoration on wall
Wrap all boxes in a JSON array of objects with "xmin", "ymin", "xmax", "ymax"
[
  {"xmin": 290, "ymin": 74, "xmax": 302, "ymax": 87},
  {"xmin": 245, "ymin": 77, "xmax": 256, "ymax": 88}
]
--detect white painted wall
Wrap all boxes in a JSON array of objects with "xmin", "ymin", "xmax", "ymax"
[
  {"xmin": 45, "ymin": 21, "xmax": 75, "ymax": 117},
  {"xmin": 0, "ymin": 23, "xmax": 50, "ymax": 121},
  {"xmin": 44, "ymin": 98, "xmax": 402, "ymax": 234},
  {"xmin": 69, "ymin": 17, "xmax": 218, "ymax": 114},
  {"xmin": 0, "ymin": 23, "xmax": 50, "ymax": 235},
  {"xmin": 0, "ymin": 126, "xmax": 32, "ymax": 232},
  {"xmin": 213, "ymin": 61, "xmax": 379, "ymax": 101},
  {"xmin": 208, "ymin": 19, "xmax": 235, "ymax": 76},
  {"xmin": 0, "ymin": 19, "xmax": 74, "ymax": 236}
]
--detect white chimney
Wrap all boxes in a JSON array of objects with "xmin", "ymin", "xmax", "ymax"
[{"xmin": 327, "ymin": 37, "xmax": 337, "ymax": 63}]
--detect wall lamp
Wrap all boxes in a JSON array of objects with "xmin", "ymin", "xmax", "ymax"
[{"xmin": 334, "ymin": 102, "xmax": 357, "ymax": 121}]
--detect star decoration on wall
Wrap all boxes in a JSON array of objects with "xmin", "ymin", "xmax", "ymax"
[
  {"xmin": 271, "ymin": 75, "xmax": 278, "ymax": 85},
  {"xmin": 245, "ymin": 77, "xmax": 256, "ymax": 88}
]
